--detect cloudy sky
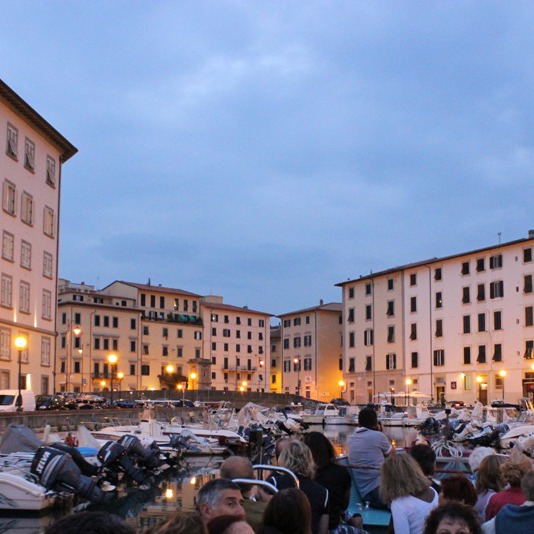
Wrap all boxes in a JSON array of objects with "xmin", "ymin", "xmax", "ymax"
[{"xmin": 1, "ymin": 1, "xmax": 533, "ymax": 316}]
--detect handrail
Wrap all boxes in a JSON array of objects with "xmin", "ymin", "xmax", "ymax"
[
  {"xmin": 232, "ymin": 478, "xmax": 279, "ymax": 493},
  {"xmin": 253, "ymin": 464, "xmax": 300, "ymax": 488}
]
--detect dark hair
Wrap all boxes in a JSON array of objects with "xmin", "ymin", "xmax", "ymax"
[
  {"xmin": 207, "ymin": 515, "xmax": 247, "ymax": 534},
  {"xmin": 358, "ymin": 407, "xmax": 378, "ymax": 429},
  {"xmin": 197, "ymin": 478, "xmax": 242, "ymax": 509},
  {"xmin": 262, "ymin": 488, "xmax": 312, "ymax": 534},
  {"xmin": 301, "ymin": 432, "xmax": 336, "ymax": 470},
  {"xmin": 424, "ymin": 502, "xmax": 482, "ymax": 534},
  {"xmin": 44, "ymin": 511, "xmax": 134, "ymax": 534},
  {"xmin": 440, "ymin": 475, "xmax": 477, "ymax": 506},
  {"xmin": 410, "ymin": 444, "xmax": 436, "ymax": 477},
  {"xmin": 151, "ymin": 512, "xmax": 206, "ymax": 534}
]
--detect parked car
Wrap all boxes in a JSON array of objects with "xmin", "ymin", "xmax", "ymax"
[
  {"xmin": 170, "ymin": 399, "xmax": 195, "ymax": 408},
  {"xmin": 0, "ymin": 390, "xmax": 36, "ymax": 412},
  {"xmin": 446, "ymin": 400, "xmax": 466, "ymax": 409},
  {"xmin": 330, "ymin": 397, "xmax": 350, "ymax": 406},
  {"xmin": 36, "ymin": 395, "xmax": 66, "ymax": 410},
  {"xmin": 112, "ymin": 399, "xmax": 137, "ymax": 409}
]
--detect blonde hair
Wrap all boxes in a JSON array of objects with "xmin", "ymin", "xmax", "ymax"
[
  {"xmin": 278, "ymin": 440, "xmax": 316, "ymax": 478},
  {"xmin": 500, "ymin": 449, "xmax": 533, "ymax": 487},
  {"xmin": 380, "ymin": 453, "xmax": 430, "ymax": 504}
]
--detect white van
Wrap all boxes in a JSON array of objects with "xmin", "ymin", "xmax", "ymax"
[{"xmin": 0, "ymin": 390, "xmax": 36, "ymax": 412}]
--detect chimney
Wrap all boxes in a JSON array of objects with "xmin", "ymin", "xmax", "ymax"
[
  {"xmin": 320, "ymin": 299, "xmax": 324, "ymax": 306},
  {"xmin": 529, "ymin": 229, "xmax": 534, "ymax": 239}
]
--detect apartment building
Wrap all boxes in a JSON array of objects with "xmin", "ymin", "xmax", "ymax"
[
  {"xmin": 338, "ymin": 232, "xmax": 534, "ymax": 405},
  {"xmin": 201, "ymin": 296, "xmax": 271, "ymax": 392},
  {"xmin": 1, "ymin": 79, "xmax": 77, "ymax": 394},
  {"xmin": 279, "ymin": 301, "xmax": 343, "ymax": 401}
]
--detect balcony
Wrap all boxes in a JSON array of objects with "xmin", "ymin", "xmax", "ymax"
[{"xmin": 221, "ymin": 366, "xmax": 257, "ymax": 373}]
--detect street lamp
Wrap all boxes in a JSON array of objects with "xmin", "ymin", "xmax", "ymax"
[
  {"xmin": 499, "ymin": 370, "xmax": 507, "ymax": 401},
  {"xmin": 190, "ymin": 372, "xmax": 197, "ymax": 400},
  {"xmin": 259, "ymin": 358, "xmax": 265, "ymax": 393},
  {"xmin": 117, "ymin": 371, "xmax": 124, "ymax": 395},
  {"xmin": 405, "ymin": 378, "xmax": 413, "ymax": 406},
  {"xmin": 165, "ymin": 365, "xmax": 174, "ymax": 399},
  {"xmin": 108, "ymin": 354, "xmax": 118, "ymax": 404},
  {"xmin": 177, "ymin": 383, "xmax": 185, "ymax": 401},
  {"xmin": 14, "ymin": 335, "xmax": 28, "ymax": 411},
  {"xmin": 66, "ymin": 325, "xmax": 82, "ymax": 393},
  {"xmin": 338, "ymin": 380, "xmax": 345, "ymax": 399},
  {"xmin": 293, "ymin": 358, "xmax": 301, "ymax": 397},
  {"xmin": 476, "ymin": 375, "xmax": 484, "ymax": 404}
]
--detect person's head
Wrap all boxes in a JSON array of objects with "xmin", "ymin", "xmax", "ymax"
[
  {"xmin": 358, "ymin": 407, "xmax": 378, "ymax": 430},
  {"xmin": 423, "ymin": 502, "xmax": 482, "ymax": 534},
  {"xmin": 152, "ymin": 512, "xmax": 207, "ymax": 534},
  {"xmin": 274, "ymin": 438, "xmax": 291, "ymax": 465},
  {"xmin": 439, "ymin": 475, "xmax": 477, "ymax": 506},
  {"xmin": 278, "ymin": 440, "xmax": 315, "ymax": 478},
  {"xmin": 262, "ymin": 488, "xmax": 312, "ymax": 534},
  {"xmin": 521, "ymin": 470, "xmax": 534, "ymax": 501},
  {"xmin": 500, "ymin": 449, "xmax": 533, "ymax": 488},
  {"xmin": 468, "ymin": 447, "xmax": 495, "ymax": 473},
  {"xmin": 44, "ymin": 511, "xmax": 134, "ymax": 534},
  {"xmin": 475, "ymin": 454, "xmax": 506, "ymax": 494},
  {"xmin": 196, "ymin": 479, "xmax": 245, "ymax": 524},
  {"xmin": 220, "ymin": 456, "xmax": 256, "ymax": 498},
  {"xmin": 410, "ymin": 444, "xmax": 437, "ymax": 477},
  {"xmin": 207, "ymin": 515, "xmax": 253, "ymax": 534},
  {"xmin": 380, "ymin": 453, "xmax": 430, "ymax": 504},
  {"xmin": 301, "ymin": 432, "xmax": 336, "ymax": 470}
]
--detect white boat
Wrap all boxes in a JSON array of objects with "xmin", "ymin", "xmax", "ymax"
[{"xmin": 301, "ymin": 404, "xmax": 358, "ymax": 426}]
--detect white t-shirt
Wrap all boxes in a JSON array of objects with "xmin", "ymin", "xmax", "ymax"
[{"xmin": 390, "ymin": 487, "xmax": 439, "ymax": 534}]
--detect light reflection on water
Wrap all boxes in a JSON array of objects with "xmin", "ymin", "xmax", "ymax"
[{"xmin": 4, "ymin": 425, "xmax": 409, "ymax": 533}]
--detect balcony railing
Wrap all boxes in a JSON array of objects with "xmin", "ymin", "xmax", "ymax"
[{"xmin": 221, "ymin": 366, "xmax": 257, "ymax": 372}]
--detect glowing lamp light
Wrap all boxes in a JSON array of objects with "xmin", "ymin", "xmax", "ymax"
[
  {"xmin": 190, "ymin": 372, "xmax": 197, "ymax": 380},
  {"xmin": 117, "ymin": 372, "xmax": 124, "ymax": 380},
  {"xmin": 499, "ymin": 370, "xmax": 507, "ymax": 378},
  {"xmin": 166, "ymin": 364, "xmax": 175, "ymax": 374},
  {"xmin": 338, "ymin": 380, "xmax": 345, "ymax": 388},
  {"xmin": 108, "ymin": 354, "xmax": 118, "ymax": 365},
  {"xmin": 165, "ymin": 488, "xmax": 173, "ymax": 499},
  {"xmin": 14, "ymin": 336, "xmax": 28, "ymax": 350},
  {"xmin": 476, "ymin": 376, "xmax": 483, "ymax": 383},
  {"xmin": 190, "ymin": 476, "xmax": 196, "ymax": 485}
]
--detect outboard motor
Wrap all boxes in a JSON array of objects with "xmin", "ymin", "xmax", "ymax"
[
  {"xmin": 50, "ymin": 442, "xmax": 99, "ymax": 477},
  {"xmin": 30, "ymin": 446, "xmax": 112, "ymax": 504},
  {"xmin": 117, "ymin": 435, "xmax": 162, "ymax": 469},
  {"xmin": 98, "ymin": 440, "xmax": 149, "ymax": 484}
]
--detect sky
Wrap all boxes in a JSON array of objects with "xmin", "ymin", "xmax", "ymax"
[{"xmin": 1, "ymin": 1, "xmax": 533, "ymax": 316}]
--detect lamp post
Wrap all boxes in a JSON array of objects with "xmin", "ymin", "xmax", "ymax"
[
  {"xmin": 259, "ymin": 358, "xmax": 265, "ymax": 393},
  {"xmin": 117, "ymin": 372, "xmax": 124, "ymax": 396},
  {"xmin": 476, "ymin": 375, "xmax": 483, "ymax": 404},
  {"xmin": 338, "ymin": 380, "xmax": 345, "ymax": 400},
  {"xmin": 190, "ymin": 372, "xmax": 197, "ymax": 401},
  {"xmin": 14, "ymin": 335, "xmax": 28, "ymax": 411},
  {"xmin": 177, "ymin": 383, "xmax": 185, "ymax": 401},
  {"xmin": 66, "ymin": 325, "xmax": 81, "ymax": 393},
  {"xmin": 499, "ymin": 370, "xmax": 507, "ymax": 401},
  {"xmin": 293, "ymin": 358, "xmax": 301, "ymax": 397},
  {"xmin": 165, "ymin": 364, "xmax": 174, "ymax": 399},
  {"xmin": 108, "ymin": 354, "xmax": 118, "ymax": 404},
  {"xmin": 405, "ymin": 378, "xmax": 413, "ymax": 406}
]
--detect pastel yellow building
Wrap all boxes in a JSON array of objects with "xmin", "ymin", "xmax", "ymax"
[{"xmin": 0, "ymin": 79, "xmax": 76, "ymax": 394}]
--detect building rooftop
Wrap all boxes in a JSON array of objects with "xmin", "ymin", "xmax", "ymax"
[
  {"xmin": 201, "ymin": 300, "xmax": 272, "ymax": 317},
  {"xmin": 104, "ymin": 280, "xmax": 202, "ymax": 298},
  {"xmin": 278, "ymin": 301, "xmax": 342, "ymax": 317}
]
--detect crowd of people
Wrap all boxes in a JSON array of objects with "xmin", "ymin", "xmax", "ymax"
[{"xmin": 43, "ymin": 407, "xmax": 534, "ymax": 534}]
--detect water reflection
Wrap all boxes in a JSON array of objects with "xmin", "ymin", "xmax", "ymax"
[{"xmin": 5, "ymin": 425, "xmax": 409, "ymax": 533}]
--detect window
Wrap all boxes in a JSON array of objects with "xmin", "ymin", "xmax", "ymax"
[
  {"xmin": 364, "ymin": 328, "xmax": 374, "ymax": 346},
  {"xmin": 283, "ymin": 319, "xmax": 290, "ymax": 328},
  {"xmin": 150, "ymin": 295, "xmax": 156, "ymax": 307},
  {"xmin": 0, "ymin": 328, "xmax": 11, "ymax": 360},
  {"xmin": 435, "ymin": 292, "xmax": 443, "ymax": 308},
  {"xmin": 304, "ymin": 358, "xmax": 312, "ymax": 371},
  {"xmin": 223, "ymin": 329, "xmax": 230, "ymax": 338},
  {"xmin": 24, "ymin": 138, "xmax": 35, "ymax": 171},
  {"xmin": 490, "ymin": 280, "xmax": 504, "ymax": 299},
  {"xmin": 387, "ymin": 279, "xmax": 394, "ymax": 290},
  {"xmin": 130, "ymin": 318, "xmax": 136, "ymax": 330},
  {"xmin": 478, "ymin": 313, "xmax": 486, "ymax": 332},
  {"xmin": 43, "ymin": 206, "xmax": 55, "ymax": 237},
  {"xmin": 2, "ymin": 231, "xmax": 14, "ymax": 261},
  {"xmin": 1, "ymin": 274, "xmax": 13, "ymax": 308},
  {"xmin": 159, "ymin": 296, "xmax": 164, "ymax": 309},
  {"xmin": 524, "ymin": 247, "xmax": 532, "ymax": 263},
  {"xmin": 410, "ymin": 323, "xmax": 417, "ymax": 340},
  {"xmin": 494, "ymin": 311, "xmax": 502, "ymax": 330},
  {"xmin": 493, "ymin": 344, "xmax": 502, "ymax": 362},
  {"xmin": 42, "ymin": 289, "xmax": 52, "ymax": 319},
  {"xmin": 347, "ymin": 308, "xmax": 354, "ymax": 322},
  {"xmin": 177, "ymin": 347, "xmax": 183, "ymax": 357},
  {"xmin": 386, "ymin": 301, "xmax": 395, "ymax": 317},
  {"xmin": 477, "ymin": 284, "xmax": 485, "ymax": 302},
  {"xmin": 463, "ymin": 347, "xmax": 471, "ymax": 365},
  {"xmin": 194, "ymin": 331, "xmax": 202, "ymax": 340},
  {"xmin": 283, "ymin": 360, "xmax": 291, "ymax": 372},
  {"xmin": 162, "ymin": 327, "xmax": 168, "ymax": 338},
  {"xmin": 489, "ymin": 254, "xmax": 503, "ymax": 269},
  {"xmin": 411, "ymin": 352, "xmax": 419, "ymax": 368},
  {"xmin": 476, "ymin": 258, "xmax": 485, "ymax": 272},
  {"xmin": 461, "ymin": 261, "xmax": 470, "ymax": 275},
  {"xmin": 365, "ymin": 304, "xmax": 372, "ymax": 320},
  {"xmin": 103, "ymin": 316, "xmax": 109, "ymax": 327},
  {"xmin": 130, "ymin": 340, "xmax": 136, "ymax": 352},
  {"xmin": 162, "ymin": 346, "xmax": 168, "ymax": 356},
  {"xmin": 410, "ymin": 297, "xmax": 417, "ymax": 313},
  {"xmin": 365, "ymin": 356, "xmax": 372, "ymax": 371},
  {"xmin": 524, "ymin": 275, "xmax": 533, "ymax": 294},
  {"xmin": 6, "ymin": 123, "xmax": 18, "ymax": 159},
  {"xmin": 434, "ymin": 268, "xmax": 442, "ymax": 281},
  {"xmin": 526, "ymin": 306, "xmax": 533, "ymax": 327},
  {"xmin": 293, "ymin": 318, "xmax": 301, "ymax": 326},
  {"xmin": 130, "ymin": 364, "xmax": 136, "ymax": 375},
  {"xmin": 348, "ymin": 287, "xmax": 354, "ymax": 298},
  {"xmin": 19, "ymin": 281, "xmax": 30, "ymax": 313},
  {"xmin": 410, "ymin": 273, "xmax": 417, "ymax": 286},
  {"xmin": 477, "ymin": 345, "xmax": 486, "ymax": 364},
  {"xmin": 525, "ymin": 340, "xmax": 534, "ymax": 359},
  {"xmin": 224, "ymin": 315, "xmax": 229, "ymax": 324},
  {"xmin": 20, "ymin": 193, "xmax": 33, "ymax": 225},
  {"xmin": 140, "ymin": 294, "xmax": 146, "ymax": 306},
  {"xmin": 283, "ymin": 339, "xmax": 289, "ymax": 349},
  {"xmin": 463, "ymin": 315, "xmax": 471, "ymax": 334},
  {"xmin": 462, "ymin": 286, "xmax": 470, "ymax": 304},
  {"xmin": 365, "ymin": 283, "xmax": 372, "ymax": 296},
  {"xmin": 41, "ymin": 337, "xmax": 51, "ymax": 366},
  {"xmin": 386, "ymin": 353, "xmax": 397, "ymax": 370},
  {"xmin": 304, "ymin": 334, "xmax": 312, "ymax": 346},
  {"xmin": 141, "ymin": 365, "xmax": 150, "ymax": 376},
  {"xmin": 2, "ymin": 180, "xmax": 16, "ymax": 215},
  {"xmin": 433, "ymin": 349, "xmax": 445, "ymax": 366},
  {"xmin": 177, "ymin": 329, "xmax": 182, "ymax": 338},
  {"xmin": 435, "ymin": 319, "xmax": 443, "ymax": 337},
  {"xmin": 46, "ymin": 156, "xmax": 56, "ymax": 187},
  {"xmin": 387, "ymin": 325, "xmax": 395, "ymax": 343}
]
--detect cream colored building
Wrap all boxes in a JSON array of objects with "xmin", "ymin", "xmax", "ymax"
[
  {"xmin": 279, "ymin": 301, "xmax": 343, "ymax": 401},
  {"xmin": 201, "ymin": 296, "xmax": 271, "ymax": 392},
  {"xmin": 0, "ymin": 79, "xmax": 76, "ymax": 394},
  {"xmin": 269, "ymin": 324, "xmax": 282, "ymax": 393},
  {"xmin": 338, "ymin": 232, "xmax": 534, "ymax": 405}
]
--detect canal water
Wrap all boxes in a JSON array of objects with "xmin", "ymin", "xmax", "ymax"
[{"xmin": 1, "ymin": 425, "xmax": 411, "ymax": 533}]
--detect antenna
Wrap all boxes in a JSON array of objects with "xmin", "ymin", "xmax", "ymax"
[{"xmin": 498, "ymin": 232, "xmax": 502, "ymax": 244}]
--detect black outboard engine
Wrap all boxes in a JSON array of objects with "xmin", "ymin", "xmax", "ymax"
[
  {"xmin": 98, "ymin": 440, "xmax": 149, "ymax": 484},
  {"xmin": 117, "ymin": 435, "xmax": 162, "ymax": 470},
  {"xmin": 50, "ymin": 442, "xmax": 99, "ymax": 477},
  {"xmin": 30, "ymin": 446, "xmax": 112, "ymax": 503}
]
